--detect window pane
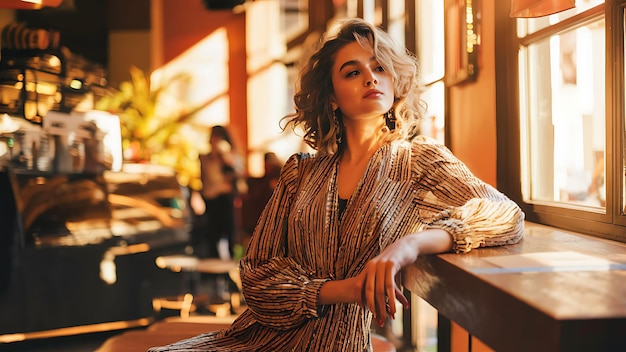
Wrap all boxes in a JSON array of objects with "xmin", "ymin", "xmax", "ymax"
[
  {"xmin": 520, "ymin": 18, "xmax": 605, "ymax": 209},
  {"xmin": 388, "ymin": 0, "xmax": 405, "ymax": 45},
  {"xmin": 420, "ymin": 81, "xmax": 445, "ymax": 143},
  {"xmin": 416, "ymin": 0, "xmax": 445, "ymax": 83},
  {"xmin": 281, "ymin": 0, "xmax": 308, "ymax": 41},
  {"xmin": 517, "ymin": 0, "xmax": 604, "ymax": 36}
]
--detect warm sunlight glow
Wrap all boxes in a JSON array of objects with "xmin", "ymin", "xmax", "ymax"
[
  {"xmin": 520, "ymin": 19, "xmax": 605, "ymax": 209},
  {"xmin": 417, "ymin": 1, "xmax": 445, "ymax": 84},
  {"xmin": 246, "ymin": 1, "xmax": 292, "ymax": 177},
  {"xmin": 150, "ymin": 28, "xmax": 230, "ymax": 138}
]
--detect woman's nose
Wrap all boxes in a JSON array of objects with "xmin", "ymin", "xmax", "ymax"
[{"xmin": 364, "ymin": 71, "xmax": 379, "ymax": 86}]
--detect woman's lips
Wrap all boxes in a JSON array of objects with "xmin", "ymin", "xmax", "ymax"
[{"xmin": 363, "ymin": 89, "xmax": 383, "ymax": 98}]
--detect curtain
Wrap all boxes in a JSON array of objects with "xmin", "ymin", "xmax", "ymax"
[{"xmin": 510, "ymin": 0, "xmax": 576, "ymax": 18}]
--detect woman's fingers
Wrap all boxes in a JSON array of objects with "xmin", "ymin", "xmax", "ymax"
[
  {"xmin": 357, "ymin": 235, "xmax": 422, "ymax": 325},
  {"xmin": 394, "ymin": 272, "xmax": 410, "ymax": 310},
  {"xmin": 359, "ymin": 256, "xmax": 411, "ymax": 326},
  {"xmin": 394, "ymin": 287, "xmax": 409, "ymax": 311},
  {"xmin": 383, "ymin": 261, "xmax": 398, "ymax": 319},
  {"xmin": 374, "ymin": 261, "xmax": 387, "ymax": 323},
  {"xmin": 362, "ymin": 260, "xmax": 398, "ymax": 325},
  {"xmin": 364, "ymin": 263, "xmax": 377, "ymax": 320}
]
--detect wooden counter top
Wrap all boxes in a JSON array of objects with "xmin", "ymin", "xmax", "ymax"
[{"xmin": 404, "ymin": 221, "xmax": 626, "ymax": 352}]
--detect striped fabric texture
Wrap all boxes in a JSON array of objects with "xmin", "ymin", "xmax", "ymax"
[{"xmin": 148, "ymin": 136, "xmax": 524, "ymax": 352}]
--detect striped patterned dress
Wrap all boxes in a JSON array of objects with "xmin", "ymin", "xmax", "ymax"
[{"xmin": 148, "ymin": 136, "xmax": 524, "ymax": 352}]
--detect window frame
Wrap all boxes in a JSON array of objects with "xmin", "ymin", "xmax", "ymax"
[{"xmin": 495, "ymin": 1, "xmax": 626, "ymax": 242}]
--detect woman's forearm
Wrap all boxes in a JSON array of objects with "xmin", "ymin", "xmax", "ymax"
[
  {"xmin": 318, "ymin": 277, "xmax": 359, "ymax": 305},
  {"xmin": 317, "ymin": 229, "xmax": 452, "ymax": 307},
  {"xmin": 411, "ymin": 228, "xmax": 454, "ymax": 256}
]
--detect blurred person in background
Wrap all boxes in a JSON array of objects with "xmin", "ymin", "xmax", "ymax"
[
  {"xmin": 195, "ymin": 125, "xmax": 246, "ymax": 260},
  {"xmin": 240, "ymin": 152, "xmax": 283, "ymax": 244}
]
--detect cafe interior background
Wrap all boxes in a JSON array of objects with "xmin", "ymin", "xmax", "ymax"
[{"xmin": 0, "ymin": 0, "xmax": 617, "ymax": 351}]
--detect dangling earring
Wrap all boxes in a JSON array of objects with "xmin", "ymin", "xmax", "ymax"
[
  {"xmin": 333, "ymin": 109, "xmax": 342, "ymax": 145},
  {"xmin": 385, "ymin": 107, "xmax": 396, "ymax": 131}
]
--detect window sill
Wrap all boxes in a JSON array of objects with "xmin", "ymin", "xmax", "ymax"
[{"xmin": 404, "ymin": 221, "xmax": 626, "ymax": 352}]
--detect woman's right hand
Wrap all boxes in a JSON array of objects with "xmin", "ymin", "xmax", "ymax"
[
  {"xmin": 319, "ymin": 229, "xmax": 452, "ymax": 325},
  {"xmin": 354, "ymin": 229, "xmax": 453, "ymax": 324},
  {"xmin": 352, "ymin": 251, "xmax": 409, "ymax": 326},
  {"xmin": 319, "ymin": 260, "xmax": 406, "ymax": 325}
]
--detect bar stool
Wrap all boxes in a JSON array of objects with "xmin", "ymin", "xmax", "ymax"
[
  {"xmin": 154, "ymin": 255, "xmax": 240, "ymax": 317},
  {"xmin": 153, "ymin": 255, "xmax": 203, "ymax": 318},
  {"xmin": 194, "ymin": 258, "xmax": 240, "ymax": 316},
  {"xmin": 154, "ymin": 254, "xmax": 200, "ymax": 292}
]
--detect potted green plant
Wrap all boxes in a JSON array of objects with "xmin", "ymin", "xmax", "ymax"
[{"xmin": 95, "ymin": 65, "xmax": 207, "ymax": 189}]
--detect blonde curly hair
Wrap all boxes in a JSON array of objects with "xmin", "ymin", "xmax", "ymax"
[{"xmin": 282, "ymin": 18, "xmax": 425, "ymax": 155}]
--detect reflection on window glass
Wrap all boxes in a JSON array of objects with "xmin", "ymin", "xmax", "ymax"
[
  {"xmin": 520, "ymin": 19, "xmax": 605, "ymax": 208},
  {"xmin": 517, "ymin": 0, "xmax": 604, "ymax": 37}
]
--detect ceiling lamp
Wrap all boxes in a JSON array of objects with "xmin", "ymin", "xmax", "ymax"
[
  {"xmin": 202, "ymin": 0, "xmax": 246, "ymax": 11},
  {"xmin": 0, "ymin": 0, "xmax": 63, "ymax": 10}
]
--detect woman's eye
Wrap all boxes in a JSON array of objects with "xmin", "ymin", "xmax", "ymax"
[
  {"xmin": 345, "ymin": 70, "xmax": 359, "ymax": 78},
  {"xmin": 375, "ymin": 66, "xmax": 385, "ymax": 72}
]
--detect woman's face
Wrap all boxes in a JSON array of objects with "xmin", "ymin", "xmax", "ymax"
[{"xmin": 330, "ymin": 41, "xmax": 394, "ymax": 122}]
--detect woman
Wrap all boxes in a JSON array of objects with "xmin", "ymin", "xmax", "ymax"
[
  {"xmin": 149, "ymin": 18, "xmax": 524, "ymax": 352},
  {"xmin": 197, "ymin": 125, "xmax": 245, "ymax": 259}
]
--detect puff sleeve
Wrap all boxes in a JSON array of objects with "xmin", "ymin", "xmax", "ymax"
[
  {"xmin": 412, "ymin": 138, "xmax": 525, "ymax": 253},
  {"xmin": 239, "ymin": 153, "xmax": 329, "ymax": 330}
]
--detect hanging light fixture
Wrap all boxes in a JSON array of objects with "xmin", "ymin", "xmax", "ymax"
[
  {"xmin": 0, "ymin": 0, "xmax": 63, "ymax": 9},
  {"xmin": 510, "ymin": 0, "xmax": 575, "ymax": 18}
]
